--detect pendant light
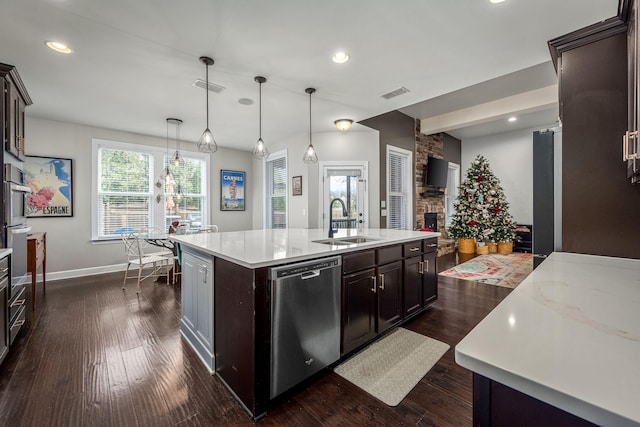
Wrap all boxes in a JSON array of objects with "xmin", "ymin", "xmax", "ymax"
[
  {"xmin": 159, "ymin": 118, "xmax": 174, "ymax": 185},
  {"xmin": 251, "ymin": 76, "xmax": 269, "ymax": 159},
  {"xmin": 302, "ymin": 87, "xmax": 318, "ymax": 164},
  {"xmin": 168, "ymin": 118, "xmax": 183, "ymax": 167},
  {"xmin": 197, "ymin": 56, "xmax": 218, "ymax": 153}
]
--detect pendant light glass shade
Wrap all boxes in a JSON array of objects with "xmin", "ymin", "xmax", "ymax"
[
  {"xmin": 251, "ymin": 76, "xmax": 270, "ymax": 159},
  {"xmin": 302, "ymin": 87, "xmax": 318, "ymax": 164},
  {"xmin": 168, "ymin": 118, "xmax": 183, "ymax": 167},
  {"xmin": 197, "ymin": 56, "xmax": 218, "ymax": 153}
]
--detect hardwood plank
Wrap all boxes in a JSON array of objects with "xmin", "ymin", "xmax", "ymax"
[{"xmin": 0, "ymin": 252, "xmax": 511, "ymax": 426}]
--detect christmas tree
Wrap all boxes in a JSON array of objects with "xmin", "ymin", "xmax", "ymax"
[{"xmin": 448, "ymin": 155, "xmax": 517, "ymax": 243}]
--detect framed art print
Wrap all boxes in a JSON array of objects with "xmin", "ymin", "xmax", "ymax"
[
  {"xmin": 292, "ymin": 175, "xmax": 302, "ymax": 196},
  {"xmin": 220, "ymin": 170, "xmax": 245, "ymax": 211},
  {"xmin": 24, "ymin": 155, "xmax": 73, "ymax": 217}
]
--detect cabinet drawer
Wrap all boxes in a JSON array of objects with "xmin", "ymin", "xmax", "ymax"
[
  {"xmin": 423, "ymin": 238, "xmax": 438, "ymax": 254},
  {"xmin": 342, "ymin": 250, "xmax": 375, "ymax": 275},
  {"xmin": 9, "ymin": 286, "xmax": 25, "ymax": 321},
  {"xmin": 9, "ymin": 305, "xmax": 25, "ymax": 345},
  {"xmin": 403, "ymin": 241, "xmax": 423, "ymax": 257},
  {"xmin": 376, "ymin": 244, "xmax": 402, "ymax": 265}
]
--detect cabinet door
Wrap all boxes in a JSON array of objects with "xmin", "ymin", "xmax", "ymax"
[
  {"xmin": 342, "ymin": 267, "xmax": 376, "ymax": 355},
  {"xmin": 5, "ymin": 81, "xmax": 17, "ymax": 156},
  {"xmin": 181, "ymin": 252, "xmax": 198, "ymax": 331},
  {"xmin": 423, "ymin": 252, "xmax": 438, "ymax": 305},
  {"xmin": 403, "ymin": 256, "xmax": 423, "ymax": 317},
  {"xmin": 376, "ymin": 260, "xmax": 403, "ymax": 333},
  {"xmin": 196, "ymin": 258, "xmax": 214, "ymax": 352},
  {"xmin": 16, "ymin": 94, "xmax": 25, "ymax": 160}
]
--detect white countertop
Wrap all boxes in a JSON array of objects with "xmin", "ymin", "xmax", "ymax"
[
  {"xmin": 170, "ymin": 228, "xmax": 439, "ymax": 268},
  {"xmin": 455, "ymin": 252, "xmax": 640, "ymax": 427},
  {"xmin": 0, "ymin": 248, "xmax": 11, "ymax": 259}
]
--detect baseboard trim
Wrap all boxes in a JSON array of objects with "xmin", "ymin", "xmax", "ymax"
[{"xmin": 32, "ymin": 263, "xmax": 127, "ymax": 284}]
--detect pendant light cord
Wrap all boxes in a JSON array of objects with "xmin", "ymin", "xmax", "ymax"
[
  {"xmin": 205, "ymin": 63, "xmax": 210, "ymax": 129},
  {"xmin": 259, "ymin": 81, "xmax": 262, "ymax": 138},
  {"xmin": 308, "ymin": 90, "xmax": 312, "ymax": 147}
]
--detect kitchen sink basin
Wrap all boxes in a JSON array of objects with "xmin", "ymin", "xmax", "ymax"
[{"xmin": 312, "ymin": 236, "xmax": 380, "ymax": 245}]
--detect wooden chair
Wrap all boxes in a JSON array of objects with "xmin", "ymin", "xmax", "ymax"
[{"xmin": 121, "ymin": 232, "xmax": 173, "ymax": 293}]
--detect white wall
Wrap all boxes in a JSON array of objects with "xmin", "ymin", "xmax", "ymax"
[
  {"xmin": 461, "ymin": 126, "xmax": 552, "ymax": 225},
  {"xmin": 26, "ymin": 117, "xmax": 252, "ymax": 279},
  {"xmin": 251, "ymin": 128, "xmax": 380, "ymax": 230}
]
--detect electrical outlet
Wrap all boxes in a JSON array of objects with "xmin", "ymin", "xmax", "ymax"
[{"xmin": 381, "ymin": 209, "xmax": 387, "ymax": 217}]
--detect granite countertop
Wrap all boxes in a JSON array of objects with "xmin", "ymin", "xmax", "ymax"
[
  {"xmin": 170, "ymin": 228, "xmax": 439, "ymax": 268},
  {"xmin": 455, "ymin": 252, "xmax": 640, "ymax": 427}
]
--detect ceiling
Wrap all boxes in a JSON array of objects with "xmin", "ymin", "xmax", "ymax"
[{"xmin": 0, "ymin": 0, "xmax": 619, "ymax": 151}]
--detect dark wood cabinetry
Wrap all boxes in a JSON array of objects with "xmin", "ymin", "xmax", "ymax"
[
  {"xmin": 342, "ymin": 238, "xmax": 438, "ymax": 355},
  {"xmin": 1, "ymin": 63, "xmax": 32, "ymax": 162}
]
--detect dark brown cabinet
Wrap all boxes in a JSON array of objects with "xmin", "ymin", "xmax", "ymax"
[
  {"xmin": 341, "ymin": 238, "xmax": 438, "ymax": 355},
  {"xmin": 376, "ymin": 260, "xmax": 402, "ymax": 333},
  {"xmin": 1, "ymin": 63, "xmax": 31, "ymax": 162},
  {"xmin": 341, "ymin": 267, "xmax": 377, "ymax": 354}
]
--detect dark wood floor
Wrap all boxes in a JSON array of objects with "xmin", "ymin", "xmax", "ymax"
[{"xmin": 0, "ymin": 253, "xmax": 512, "ymax": 426}]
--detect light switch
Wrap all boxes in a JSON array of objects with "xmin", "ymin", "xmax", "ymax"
[
  {"xmin": 381, "ymin": 209, "xmax": 387, "ymax": 217},
  {"xmin": 381, "ymin": 201, "xmax": 386, "ymax": 208}
]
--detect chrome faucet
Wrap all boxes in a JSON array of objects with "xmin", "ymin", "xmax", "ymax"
[{"xmin": 328, "ymin": 198, "xmax": 348, "ymax": 238}]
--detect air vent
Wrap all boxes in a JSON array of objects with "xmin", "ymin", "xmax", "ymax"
[
  {"xmin": 380, "ymin": 86, "xmax": 410, "ymax": 100},
  {"xmin": 193, "ymin": 78, "xmax": 226, "ymax": 93}
]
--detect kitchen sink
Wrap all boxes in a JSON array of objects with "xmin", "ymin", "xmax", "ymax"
[{"xmin": 312, "ymin": 236, "xmax": 380, "ymax": 245}]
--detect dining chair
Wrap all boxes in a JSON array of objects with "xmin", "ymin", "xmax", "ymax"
[
  {"xmin": 121, "ymin": 232, "xmax": 174, "ymax": 293},
  {"xmin": 198, "ymin": 225, "xmax": 219, "ymax": 233}
]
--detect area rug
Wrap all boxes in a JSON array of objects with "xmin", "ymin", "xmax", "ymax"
[
  {"xmin": 333, "ymin": 328, "xmax": 449, "ymax": 406},
  {"xmin": 439, "ymin": 252, "xmax": 533, "ymax": 288}
]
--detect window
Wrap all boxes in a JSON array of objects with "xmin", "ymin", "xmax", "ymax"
[
  {"xmin": 386, "ymin": 145, "xmax": 413, "ymax": 230},
  {"xmin": 265, "ymin": 150, "xmax": 287, "ymax": 229},
  {"xmin": 445, "ymin": 162, "xmax": 460, "ymax": 226},
  {"xmin": 92, "ymin": 138, "xmax": 209, "ymax": 240}
]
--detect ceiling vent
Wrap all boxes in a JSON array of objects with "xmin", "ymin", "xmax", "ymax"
[
  {"xmin": 193, "ymin": 78, "xmax": 226, "ymax": 94},
  {"xmin": 380, "ymin": 86, "xmax": 410, "ymax": 100}
]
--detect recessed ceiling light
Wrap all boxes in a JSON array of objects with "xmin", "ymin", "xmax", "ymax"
[
  {"xmin": 45, "ymin": 40, "xmax": 73, "ymax": 54},
  {"xmin": 332, "ymin": 51, "xmax": 350, "ymax": 64},
  {"xmin": 508, "ymin": 116, "xmax": 517, "ymax": 122},
  {"xmin": 490, "ymin": 0, "xmax": 506, "ymax": 3}
]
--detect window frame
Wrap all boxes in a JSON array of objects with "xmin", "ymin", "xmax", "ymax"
[
  {"xmin": 386, "ymin": 145, "xmax": 413, "ymax": 230},
  {"xmin": 91, "ymin": 138, "xmax": 210, "ymax": 241},
  {"xmin": 263, "ymin": 149, "xmax": 288, "ymax": 229}
]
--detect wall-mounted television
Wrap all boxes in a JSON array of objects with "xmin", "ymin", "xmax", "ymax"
[{"xmin": 424, "ymin": 156, "xmax": 449, "ymax": 188}]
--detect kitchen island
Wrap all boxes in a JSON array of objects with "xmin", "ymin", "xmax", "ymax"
[
  {"xmin": 455, "ymin": 252, "xmax": 640, "ymax": 426},
  {"xmin": 170, "ymin": 228, "xmax": 440, "ymax": 419}
]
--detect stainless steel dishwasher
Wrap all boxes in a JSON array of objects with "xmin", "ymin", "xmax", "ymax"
[{"xmin": 270, "ymin": 256, "xmax": 342, "ymax": 399}]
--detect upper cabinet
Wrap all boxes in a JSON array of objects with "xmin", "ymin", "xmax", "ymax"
[
  {"xmin": 625, "ymin": 0, "xmax": 640, "ymax": 183},
  {"xmin": 0, "ymin": 63, "xmax": 32, "ymax": 162}
]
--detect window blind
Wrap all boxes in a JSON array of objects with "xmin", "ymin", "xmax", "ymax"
[
  {"xmin": 387, "ymin": 150, "xmax": 408, "ymax": 230},
  {"xmin": 267, "ymin": 155, "xmax": 287, "ymax": 229}
]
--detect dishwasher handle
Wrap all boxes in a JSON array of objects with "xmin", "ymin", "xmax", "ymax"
[{"xmin": 300, "ymin": 270, "xmax": 321, "ymax": 280}]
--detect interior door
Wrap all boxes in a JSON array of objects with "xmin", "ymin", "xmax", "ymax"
[{"xmin": 321, "ymin": 163, "xmax": 368, "ymax": 231}]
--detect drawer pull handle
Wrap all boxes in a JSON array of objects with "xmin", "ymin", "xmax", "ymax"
[
  {"xmin": 379, "ymin": 273, "xmax": 385, "ymax": 290},
  {"xmin": 371, "ymin": 276, "xmax": 377, "ymax": 293},
  {"xmin": 409, "ymin": 247, "xmax": 420, "ymax": 252},
  {"xmin": 419, "ymin": 261, "xmax": 424, "ymax": 274},
  {"xmin": 11, "ymin": 298, "xmax": 25, "ymax": 307},
  {"xmin": 11, "ymin": 319, "xmax": 25, "ymax": 329}
]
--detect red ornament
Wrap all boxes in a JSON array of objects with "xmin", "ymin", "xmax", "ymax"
[
  {"xmin": 465, "ymin": 192, "xmax": 469, "ymax": 199},
  {"xmin": 493, "ymin": 206, "xmax": 501, "ymax": 214},
  {"xmin": 469, "ymin": 220, "xmax": 478, "ymax": 227},
  {"xmin": 476, "ymin": 175, "xmax": 484, "ymax": 182}
]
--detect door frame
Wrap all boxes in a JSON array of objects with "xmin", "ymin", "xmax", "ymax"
[{"xmin": 318, "ymin": 161, "xmax": 369, "ymax": 231}]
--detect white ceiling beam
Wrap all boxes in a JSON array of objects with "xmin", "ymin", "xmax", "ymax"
[{"xmin": 419, "ymin": 85, "xmax": 558, "ymax": 135}]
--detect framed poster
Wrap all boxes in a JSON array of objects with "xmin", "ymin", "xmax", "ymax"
[
  {"xmin": 24, "ymin": 155, "xmax": 73, "ymax": 217},
  {"xmin": 292, "ymin": 175, "xmax": 302, "ymax": 196},
  {"xmin": 220, "ymin": 170, "xmax": 245, "ymax": 211}
]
